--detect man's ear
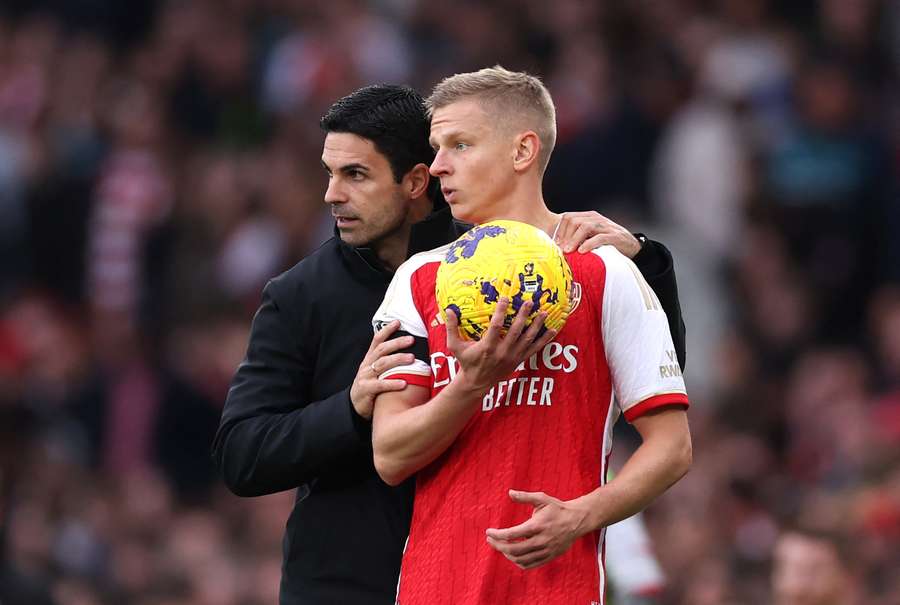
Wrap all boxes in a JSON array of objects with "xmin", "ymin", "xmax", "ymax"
[
  {"xmin": 512, "ymin": 131, "xmax": 541, "ymax": 173},
  {"xmin": 404, "ymin": 163, "xmax": 431, "ymax": 198}
]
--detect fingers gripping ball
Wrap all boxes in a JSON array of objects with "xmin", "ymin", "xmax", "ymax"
[{"xmin": 436, "ymin": 220, "xmax": 573, "ymax": 341}]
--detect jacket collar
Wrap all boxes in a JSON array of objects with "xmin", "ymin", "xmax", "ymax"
[
  {"xmin": 407, "ymin": 206, "xmax": 471, "ymax": 257},
  {"xmin": 335, "ymin": 206, "xmax": 470, "ymax": 280}
]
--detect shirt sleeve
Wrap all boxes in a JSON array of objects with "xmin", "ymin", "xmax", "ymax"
[
  {"xmin": 631, "ymin": 237, "xmax": 686, "ymax": 371},
  {"xmin": 372, "ymin": 257, "xmax": 433, "ymax": 389},
  {"xmin": 595, "ymin": 247, "xmax": 689, "ymax": 423}
]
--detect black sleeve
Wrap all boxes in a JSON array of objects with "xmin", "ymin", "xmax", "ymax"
[
  {"xmin": 631, "ymin": 238, "xmax": 687, "ymax": 370},
  {"xmin": 211, "ymin": 280, "xmax": 369, "ymax": 497}
]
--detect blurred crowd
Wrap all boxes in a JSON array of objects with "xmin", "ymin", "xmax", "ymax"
[{"xmin": 0, "ymin": 0, "xmax": 897, "ymax": 603}]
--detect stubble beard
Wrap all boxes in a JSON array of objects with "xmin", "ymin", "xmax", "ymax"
[{"xmin": 347, "ymin": 191, "xmax": 411, "ymax": 251}]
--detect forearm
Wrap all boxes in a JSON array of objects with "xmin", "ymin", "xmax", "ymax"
[
  {"xmin": 373, "ymin": 377, "xmax": 483, "ymax": 485},
  {"xmin": 577, "ymin": 420, "xmax": 691, "ymax": 531},
  {"xmin": 214, "ymin": 388, "xmax": 367, "ymax": 496},
  {"xmin": 213, "ymin": 279, "xmax": 374, "ymax": 496}
]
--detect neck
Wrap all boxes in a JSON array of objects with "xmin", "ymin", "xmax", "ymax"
[
  {"xmin": 372, "ymin": 194, "xmax": 432, "ymax": 271},
  {"xmin": 372, "ymin": 230, "xmax": 410, "ymax": 272},
  {"xmin": 480, "ymin": 185, "xmax": 560, "ymax": 236}
]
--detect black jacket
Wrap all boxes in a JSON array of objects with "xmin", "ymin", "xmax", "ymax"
[{"xmin": 212, "ymin": 207, "xmax": 686, "ymax": 605}]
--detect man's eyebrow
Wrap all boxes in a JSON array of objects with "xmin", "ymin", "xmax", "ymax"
[
  {"xmin": 339, "ymin": 163, "xmax": 369, "ymax": 173},
  {"xmin": 321, "ymin": 160, "xmax": 370, "ymax": 173},
  {"xmin": 429, "ymin": 130, "xmax": 464, "ymax": 147}
]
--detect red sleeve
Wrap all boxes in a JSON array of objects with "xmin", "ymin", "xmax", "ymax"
[
  {"xmin": 623, "ymin": 393, "xmax": 690, "ymax": 423},
  {"xmin": 380, "ymin": 370, "xmax": 433, "ymax": 389}
]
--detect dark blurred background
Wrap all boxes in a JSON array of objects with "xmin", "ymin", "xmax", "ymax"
[{"xmin": 0, "ymin": 0, "xmax": 897, "ymax": 603}]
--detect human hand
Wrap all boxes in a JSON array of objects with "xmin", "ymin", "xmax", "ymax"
[
  {"xmin": 554, "ymin": 211, "xmax": 642, "ymax": 257},
  {"xmin": 350, "ymin": 320, "xmax": 415, "ymax": 420},
  {"xmin": 485, "ymin": 489, "xmax": 592, "ymax": 570},
  {"xmin": 446, "ymin": 298, "xmax": 556, "ymax": 395}
]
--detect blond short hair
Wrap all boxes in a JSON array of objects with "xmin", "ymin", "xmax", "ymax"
[{"xmin": 426, "ymin": 66, "xmax": 557, "ymax": 174}]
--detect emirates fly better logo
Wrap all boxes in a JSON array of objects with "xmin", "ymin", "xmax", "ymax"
[{"xmin": 430, "ymin": 340, "xmax": 580, "ymax": 412}]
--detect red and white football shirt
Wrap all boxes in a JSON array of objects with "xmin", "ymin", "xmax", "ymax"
[{"xmin": 373, "ymin": 244, "xmax": 689, "ymax": 605}]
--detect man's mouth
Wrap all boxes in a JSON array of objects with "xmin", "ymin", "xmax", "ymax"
[
  {"xmin": 441, "ymin": 187, "xmax": 457, "ymax": 202},
  {"xmin": 334, "ymin": 216, "xmax": 359, "ymax": 227}
]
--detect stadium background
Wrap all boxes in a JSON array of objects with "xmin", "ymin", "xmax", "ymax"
[{"xmin": 0, "ymin": 0, "xmax": 897, "ymax": 603}]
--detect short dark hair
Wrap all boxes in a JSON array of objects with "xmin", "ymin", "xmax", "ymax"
[{"xmin": 320, "ymin": 85, "xmax": 435, "ymax": 186}]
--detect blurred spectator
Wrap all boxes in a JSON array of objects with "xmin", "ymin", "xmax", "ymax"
[
  {"xmin": 0, "ymin": 405, "xmax": 55, "ymax": 605},
  {"xmin": 764, "ymin": 54, "xmax": 890, "ymax": 338},
  {"xmin": 771, "ymin": 527, "xmax": 856, "ymax": 605},
  {"xmin": 870, "ymin": 287, "xmax": 900, "ymax": 391}
]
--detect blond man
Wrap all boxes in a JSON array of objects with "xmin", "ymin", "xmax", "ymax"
[{"xmin": 371, "ymin": 67, "xmax": 691, "ymax": 605}]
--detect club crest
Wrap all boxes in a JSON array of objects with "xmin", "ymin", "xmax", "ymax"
[{"xmin": 569, "ymin": 281, "xmax": 583, "ymax": 314}]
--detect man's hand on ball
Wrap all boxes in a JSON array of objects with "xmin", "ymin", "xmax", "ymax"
[
  {"xmin": 350, "ymin": 320, "xmax": 414, "ymax": 420},
  {"xmin": 555, "ymin": 211, "xmax": 642, "ymax": 257},
  {"xmin": 485, "ymin": 489, "xmax": 592, "ymax": 570},
  {"xmin": 446, "ymin": 298, "xmax": 556, "ymax": 394}
]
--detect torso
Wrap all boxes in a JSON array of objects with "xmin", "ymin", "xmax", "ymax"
[{"xmin": 397, "ymin": 251, "xmax": 616, "ymax": 605}]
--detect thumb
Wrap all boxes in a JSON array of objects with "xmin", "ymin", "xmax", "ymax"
[
  {"xmin": 508, "ymin": 489, "xmax": 551, "ymax": 507},
  {"xmin": 445, "ymin": 307, "xmax": 462, "ymax": 349}
]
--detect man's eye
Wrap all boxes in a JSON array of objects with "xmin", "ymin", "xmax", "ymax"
[
  {"xmin": 349, "ymin": 171, "xmax": 365, "ymax": 180},
  {"xmin": 455, "ymin": 143, "xmax": 469, "ymax": 151}
]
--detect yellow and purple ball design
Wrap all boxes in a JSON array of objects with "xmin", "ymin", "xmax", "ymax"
[{"xmin": 435, "ymin": 220, "xmax": 573, "ymax": 341}]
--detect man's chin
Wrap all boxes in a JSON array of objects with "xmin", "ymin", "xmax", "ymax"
[
  {"xmin": 448, "ymin": 206, "xmax": 479, "ymax": 225},
  {"xmin": 338, "ymin": 227, "xmax": 376, "ymax": 248},
  {"xmin": 337, "ymin": 227, "xmax": 359, "ymax": 242}
]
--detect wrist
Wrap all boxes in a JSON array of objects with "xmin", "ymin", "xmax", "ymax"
[
  {"xmin": 349, "ymin": 395, "xmax": 372, "ymax": 430},
  {"xmin": 575, "ymin": 489, "xmax": 610, "ymax": 533},
  {"xmin": 450, "ymin": 370, "xmax": 491, "ymax": 401},
  {"xmin": 349, "ymin": 391, "xmax": 372, "ymax": 421},
  {"xmin": 626, "ymin": 233, "xmax": 647, "ymax": 259}
]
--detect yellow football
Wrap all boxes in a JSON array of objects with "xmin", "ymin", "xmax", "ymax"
[{"xmin": 435, "ymin": 220, "xmax": 573, "ymax": 341}]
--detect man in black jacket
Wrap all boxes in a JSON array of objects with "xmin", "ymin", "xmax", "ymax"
[{"xmin": 212, "ymin": 85, "xmax": 686, "ymax": 604}]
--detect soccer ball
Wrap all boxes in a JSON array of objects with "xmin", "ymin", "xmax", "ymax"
[{"xmin": 435, "ymin": 220, "xmax": 573, "ymax": 341}]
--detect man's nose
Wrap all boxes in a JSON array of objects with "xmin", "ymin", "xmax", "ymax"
[
  {"xmin": 430, "ymin": 150, "xmax": 451, "ymax": 177},
  {"xmin": 324, "ymin": 176, "xmax": 347, "ymax": 205}
]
